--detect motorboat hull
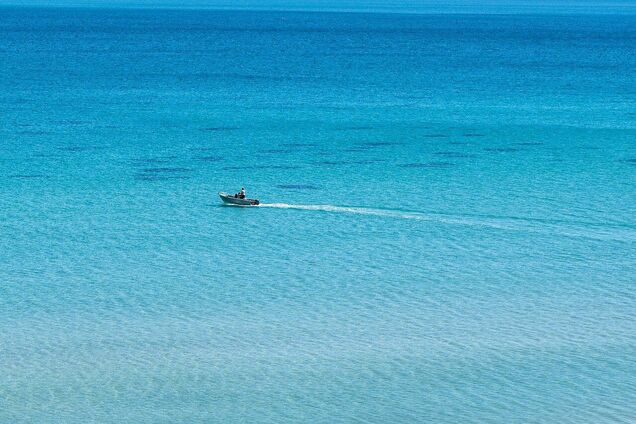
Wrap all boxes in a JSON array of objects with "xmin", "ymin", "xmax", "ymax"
[{"xmin": 219, "ymin": 192, "xmax": 260, "ymax": 206}]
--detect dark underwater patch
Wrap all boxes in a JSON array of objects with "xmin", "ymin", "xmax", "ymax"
[
  {"xmin": 18, "ymin": 130, "xmax": 52, "ymax": 136},
  {"xmin": 58, "ymin": 146, "xmax": 91, "ymax": 153},
  {"xmin": 356, "ymin": 159, "xmax": 386, "ymax": 164},
  {"xmin": 463, "ymin": 133, "xmax": 486, "ymax": 137},
  {"xmin": 344, "ymin": 142, "xmax": 401, "ymax": 152},
  {"xmin": 277, "ymin": 184, "xmax": 320, "ymax": 190},
  {"xmin": 315, "ymin": 158, "xmax": 385, "ymax": 166},
  {"xmin": 336, "ymin": 126, "xmax": 375, "ymax": 131},
  {"xmin": 399, "ymin": 161, "xmax": 454, "ymax": 168},
  {"xmin": 434, "ymin": 151, "xmax": 476, "ymax": 158},
  {"xmin": 255, "ymin": 164, "xmax": 301, "ymax": 170},
  {"xmin": 282, "ymin": 143, "xmax": 317, "ymax": 148},
  {"xmin": 424, "ymin": 134, "xmax": 449, "ymax": 138},
  {"xmin": 620, "ymin": 158, "xmax": 636, "ymax": 165},
  {"xmin": 141, "ymin": 167, "xmax": 193, "ymax": 173},
  {"xmin": 133, "ymin": 156, "xmax": 177, "ymax": 165},
  {"xmin": 222, "ymin": 164, "xmax": 301, "ymax": 170},
  {"xmin": 357, "ymin": 141, "xmax": 401, "ymax": 147},
  {"xmin": 199, "ymin": 126, "xmax": 241, "ymax": 132},
  {"xmin": 314, "ymin": 160, "xmax": 350, "ymax": 166},
  {"xmin": 516, "ymin": 142, "xmax": 543, "ymax": 146},
  {"xmin": 259, "ymin": 149, "xmax": 292, "ymax": 154},
  {"xmin": 198, "ymin": 155, "xmax": 222, "ymax": 162},
  {"xmin": 205, "ymin": 71, "xmax": 322, "ymax": 83},
  {"xmin": 8, "ymin": 174, "xmax": 48, "ymax": 179},
  {"xmin": 484, "ymin": 147, "xmax": 519, "ymax": 153}
]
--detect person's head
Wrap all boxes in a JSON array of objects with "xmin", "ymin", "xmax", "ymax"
[{"xmin": 242, "ymin": 187, "xmax": 245, "ymax": 190}]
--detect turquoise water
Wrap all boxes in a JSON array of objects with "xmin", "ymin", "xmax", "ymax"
[{"xmin": 1, "ymin": 7, "xmax": 636, "ymax": 423}]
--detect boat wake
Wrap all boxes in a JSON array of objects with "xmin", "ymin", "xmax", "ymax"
[{"xmin": 258, "ymin": 203, "xmax": 636, "ymax": 242}]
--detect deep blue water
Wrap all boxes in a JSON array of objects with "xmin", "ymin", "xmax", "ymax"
[{"xmin": 1, "ymin": 7, "xmax": 636, "ymax": 423}]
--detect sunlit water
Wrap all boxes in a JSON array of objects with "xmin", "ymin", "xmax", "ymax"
[{"xmin": 1, "ymin": 7, "xmax": 635, "ymax": 423}]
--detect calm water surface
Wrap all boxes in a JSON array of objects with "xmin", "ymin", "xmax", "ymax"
[{"xmin": 1, "ymin": 7, "xmax": 635, "ymax": 423}]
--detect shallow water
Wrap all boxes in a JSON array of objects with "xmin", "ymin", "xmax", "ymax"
[{"xmin": 1, "ymin": 7, "xmax": 636, "ymax": 423}]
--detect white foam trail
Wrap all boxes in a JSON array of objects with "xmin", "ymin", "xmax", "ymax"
[
  {"xmin": 260, "ymin": 203, "xmax": 412, "ymax": 218},
  {"xmin": 258, "ymin": 203, "xmax": 636, "ymax": 242},
  {"xmin": 260, "ymin": 203, "xmax": 515, "ymax": 227}
]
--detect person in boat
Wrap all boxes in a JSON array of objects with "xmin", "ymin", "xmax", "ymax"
[{"xmin": 232, "ymin": 187, "xmax": 246, "ymax": 199}]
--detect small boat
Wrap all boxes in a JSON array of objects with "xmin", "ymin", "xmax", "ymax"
[{"xmin": 219, "ymin": 192, "xmax": 260, "ymax": 206}]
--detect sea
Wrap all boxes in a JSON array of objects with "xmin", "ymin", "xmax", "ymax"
[{"xmin": 1, "ymin": 6, "xmax": 635, "ymax": 423}]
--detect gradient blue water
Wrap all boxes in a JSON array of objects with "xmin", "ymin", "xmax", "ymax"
[{"xmin": 1, "ymin": 7, "xmax": 636, "ymax": 423}]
